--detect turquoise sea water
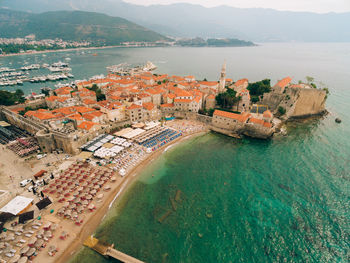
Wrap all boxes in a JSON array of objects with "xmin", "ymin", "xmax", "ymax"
[{"xmin": 2, "ymin": 44, "xmax": 349, "ymax": 262}]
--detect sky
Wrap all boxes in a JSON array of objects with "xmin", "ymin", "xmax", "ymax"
[{"xmin": 123, "ymin": 0, "xmax": 350, "ymax": 13}]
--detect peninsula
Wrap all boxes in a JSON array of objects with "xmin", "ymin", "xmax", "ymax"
[{"xmin": 0, "ymin": 62, "xmax": 328, "ymax": 262}]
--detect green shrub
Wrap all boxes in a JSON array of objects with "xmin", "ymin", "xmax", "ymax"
[{"xmin": 278, "ymin": 106, "xmax": 286, "ymax": 115}]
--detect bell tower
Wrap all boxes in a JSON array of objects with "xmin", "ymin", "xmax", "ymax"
[{"xmin": 219, "ymin": 61, "xmax": 226, "ymax": 93}]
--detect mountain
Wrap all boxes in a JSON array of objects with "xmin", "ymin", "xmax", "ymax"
[
  {"xmin": 1, "ymin": 0, "xmax": 350, "ymax": 42},
  {"xmin": 0, "ymin": 8, "xmax": 169, "ymax": 45}
]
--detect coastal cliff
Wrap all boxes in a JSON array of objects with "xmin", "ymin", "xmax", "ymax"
[{"xmin": 261, "ymin": 85, "xmax": 327, "ymax": 119}]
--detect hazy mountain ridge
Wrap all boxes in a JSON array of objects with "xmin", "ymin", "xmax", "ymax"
[
  {"xmin": 1, "ymin": 0, "xmax": 349, "ymax": 42},
  {"xmin": 0, "ymin": 8, "xmax": 169, "ymax": 45}
]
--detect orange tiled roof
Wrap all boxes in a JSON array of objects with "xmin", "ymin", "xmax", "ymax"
[
  {"xmin": 263, "ymin": 122, "xmax": 272, "ymax": 128},
  {"xmin": 11, "ymin": 107, "xmax": 25, "ymax": 113},
  {"xmin": 83, "ymin": 99, "xmax": 97, "ymax": 105},
  {"xmin": 160, "ymin": 103, "xmax": 174, "ymax": 108},
  {"xmin": 74, "ymin": 106, "xmax": 96, "ymax": 114},
  {"xmin": 175, "ymin": 89, "xmax": 192, "ymax": 97},
  {"xmin": 82, "ymin": 112, "xmax": 99, "ymax": 121},
  {"xmin": 275, "ymin": 77, "xmax": 292, "ymax": 88},
  {"xmin": 234, "ymin": 79, "xmax": 248, "ymax": 87},
  {"xmin": 263, "ymin": 110, "xmax": 273, "ymax": 118},
  {"xmin": 35, "ymin": 112, "xmax": 57, "ymax": 120},
  {"xmin": 143, "ymin": 102, "xmax": 155, "ymax": 111},
  {"xmin": 77, "ymin": 121, "xmax": 98, "ymax": 131},
  {"xmin": 68, "ymin": 113, "xmax": 84, "ymax": 121},
  {"xmin": 193, "ymin": 96, "xmax": 201, "ymax": 103},
  {"xmin": 24, "ymin": 110, "xmax": 37, "ymax": 117},
  {"xmin": 52, "ymin": 107, "xmax": 76, "ymax": 116},
  {"xmin": 127, "ymin": 104, "xmax": 142, "ymax": 110},
  {"xmin": 213, "ymin": 110, "xmax": 250, "ymax": 123},
  {"xmin": 199, "ymin": 81, "xmax": 218, "ymax": 86},
  {"xmin": 26, "ymin": 110, "xmax": 56, "ymax": 120}
]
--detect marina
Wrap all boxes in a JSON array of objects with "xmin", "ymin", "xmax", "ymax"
[
  {"xmin": 0, "ymin": 62, "xmax": 73, "ymax": 87},
  {"xmin": 107, "ymin": 61, "xmax": 157, "ymax": 75}
]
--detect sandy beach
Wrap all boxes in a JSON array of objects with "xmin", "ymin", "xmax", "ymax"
[{"xmin": 52, "ymin": 128, "xmax": 208, "ymax": 263}]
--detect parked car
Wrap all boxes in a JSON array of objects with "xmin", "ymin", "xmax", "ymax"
[
  {"xmin": 35, "ymin": 180, "xmax": 44, "ymax": 187},
  {"xmin": 27, "ymin": 185, "xmax": 35, "ymax": 192},
  {"xmin": 37, "ymin": 154, "xmax": 47, "ymax": 160},
  {"xmin": 20, "ymin": 179, "xmax": 32, "ymax": 187}
]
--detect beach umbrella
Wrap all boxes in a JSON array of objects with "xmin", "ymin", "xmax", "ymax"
[
  {"xmin": 77, "ymin": 187, "xmax": 83, "ymax": 192},
  {"xmin": 81, "ymin": 200, "xmax": 88, "ymax": 206},
  {"xmin": 90, "ymin": 189, "xmax": 97, "ymax": 195},
  {"xmin": 26, "ymin": 247, "xmax": 36, "ymax": 257},
  {"xmin": 86, "ymin": 195, "xmax": 93, "ymax": 200},
  {"xmin": 60, "ymin": 231, "xmax": 67, "ymax": 240},
  {"xmin": 97, "ymin": 193, "xmax": 104, "ymax": 199},
  {"xmin": 43, "ymin": 222, "xmax": 51, "ymax": 230},
  {"xmin": 48, "ymin": 245, "xmax": 57, "ymax": 253},
  {"xmin": 72, "ymin": 212, "xmax": 78, "ymax": 219},
  {"xmin": 44, "ymin": 231, "xmax": 52, "ymax": 238},
  {"xmin": 18, "ymin": 257, "xmax": 28, "ymax": 263},
  {"xmin": 88, "ymin": 203, "xmax": 96, "ymax": 210},
  {"xmin": 93, "ymin": 185, "xmax": 100, "ymax": 189},
  {"xmin": 28, "ymin": 237, "xmax": 37, "ymax": 246},
  {"xmin": 5, "ymin": 233, "xmax": 15, "ymax": 241},
  {"xmin": 104, "ymin": 185, "xmax": 111, "ymax": 191},
  {"xmin": 20, "ymin": 246, "xmax": 29, "ymax": 254},
  {"xmin": 36, "ymin": 229, "xmax": 44, "ymax": 238},
  {"xmin": 34, "ymin": 239, "xmax": 44, "ymax": 248},
  {"xmin": 64, "ymin": 210, "xmax": 72, "ymax": 217},
  {"xmin": 10, "ymin": 254, "xmax": 21, "ymax": 263}
]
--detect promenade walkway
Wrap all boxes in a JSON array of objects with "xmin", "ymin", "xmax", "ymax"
[{"xmin": 84, "ymin": 236, "xmax": 144, "ymax": 263}]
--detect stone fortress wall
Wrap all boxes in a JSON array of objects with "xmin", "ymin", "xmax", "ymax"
[
  {"xmin": 262, "ymin": 86, "xmax": 327, "ymax": 119},
  {"xmin": 0, "ymin": 105, "xmax": 133, "ymax": 155}
]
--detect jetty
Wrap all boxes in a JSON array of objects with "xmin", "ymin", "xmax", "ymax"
[{"xmin": 84, "ymin": 236, "xmax": 144, "ymax": 263}]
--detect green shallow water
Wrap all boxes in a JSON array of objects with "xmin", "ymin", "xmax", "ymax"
[{"xmin": 71, "ymin": 115, "xmax": 350, "ymax": 262}]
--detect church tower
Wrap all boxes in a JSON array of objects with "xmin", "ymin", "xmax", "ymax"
[{"xmin": 219, "ymin": 61, "xmax": 226, "ymax": 93}]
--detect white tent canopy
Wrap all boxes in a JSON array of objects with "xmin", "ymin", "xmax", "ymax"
[
  {"xmin": 0, "ymin": 196, "xmax": 33, "ymax": 215},
  {"xmin": 122, "ymin": 128, "xmax": 145, "ymax": 139}
]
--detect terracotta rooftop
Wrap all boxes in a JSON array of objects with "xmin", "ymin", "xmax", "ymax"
[
  {"xmin": 263, "ymin": 110, "xmax": 273, "ymax": 118},
  {"xmin": 74, "ymin": 106, "xmax": 96, "ymax": 114},
  {"xmin": 213, "ymin": 110, "xmax": 251, "ymax": 123},
  {"xmin": 199, "ymin": 81, "xmax": 218, "ymax": 86},
  {"xmin": 142, "ymin": 102, "xmax": 155, "ymax": 111},
  {"xmin": 234, "ymin": 78, "xmax": 249, "ymax": 87},
  {"xmin": 77, "ymin": 121, "xmax": 98, "ymax": 131},
  {"xmin": 127, "ymin": 104, "xmax": 143, "ymax": 110},
  {"xmin": 275, "ymin": 77, "xmax": 292, "ymax": 88},
  {"xmin": 160, "ymin": 103, "xmax": 174, "ymax": 108}
]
